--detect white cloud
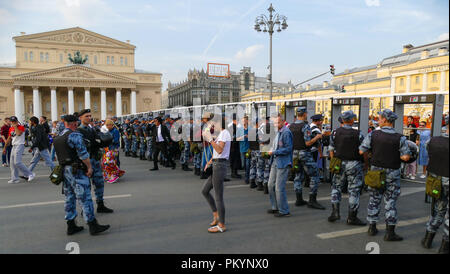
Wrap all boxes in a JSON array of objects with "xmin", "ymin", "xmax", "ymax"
[
  {"xmin": 365, "ymin": 0, "xmax": 380, "ymax": 7},
  {"xmin": 235, "ymin": 44, "xmax": 264, "ymax": 60},
  {"xmin": 438, "ymin": 32, "xmax": 449, "ymax": 41}
]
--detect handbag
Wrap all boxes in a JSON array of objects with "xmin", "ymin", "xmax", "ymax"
[
  {"xmin": 329, "ymin": 157, "xmax": 342, "ymax": 175},
  {"xmin": 49, "ymin": 165, "xmax": 64, "ymax": 186},
  {"xmin": 426, "ymin": 174, "xmax": 442, "ymax": 199},
  {"xmin": 364, "ymin": 169, "xmax": 386, "ymax": 189}
]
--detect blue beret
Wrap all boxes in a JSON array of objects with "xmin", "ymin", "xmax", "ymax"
[
  {"xmin": 296, "ymin": 106, "xmax": 307, "ymax": 114},
  {"xmin": 378, "ymin": 109, "xmax": 398, "ymax": 122},
  {"xmin": 311, "ymin": 114, "xmax": 324, "ymax": 121},
  {"xmin": 341, "ymin": 110, "xmax": 357, "ymax": 121}
]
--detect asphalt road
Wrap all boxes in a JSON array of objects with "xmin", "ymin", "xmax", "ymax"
[{"xmin": 0, "ymin": 149, "xmax": 443, "ymax": 254}]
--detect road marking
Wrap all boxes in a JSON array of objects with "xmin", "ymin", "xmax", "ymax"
[
  {"xmin": 226, "ymin": 181, "xmax": 294, "ymax": 189},
  {"xmin": 316, "ymin": 216, "xmax": 429, "ymax": 239},
  {"xmin": 0, "ymin": 194, "xmax": 132, "ymax": 210}
]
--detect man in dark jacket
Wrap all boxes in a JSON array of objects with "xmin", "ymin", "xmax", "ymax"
[
  {"xmin": 150, "ymin": 117, "xmax": 175, "ymax": 171},
  {"xmin": 28, "ymin": 116, "xmax": 55, "ymax": 172}
]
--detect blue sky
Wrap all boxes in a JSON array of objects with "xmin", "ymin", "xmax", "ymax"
[{"xmin": 0, "ymin": 0, "xmax": 448, "ymax": 90}]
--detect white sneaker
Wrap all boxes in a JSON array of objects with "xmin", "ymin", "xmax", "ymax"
[
  {"xmin": 410, "ymin": 176, "xmax": 416, "ymax": 180},
  {"xmin": 8, "ymin": 180, "xmax": 20, "ymax": 184},
  {"xmin": 28, "ymin": 173, "xmax": 36, "ymax": 182},
  {"xmin": 420, "ymin": 174, "xmax": 426, "ymax": 179}
]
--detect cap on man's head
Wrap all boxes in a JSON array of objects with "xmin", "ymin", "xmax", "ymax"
[
  {"xmin": 378, "ymin": 109, "xmax": 398, "ymax": 122},
  {"xmin": 296, "ymin": 106, "xmax": 307, "ymax": 115},
  {"xmin": 9, "ymin": 116, "xmax": 18, "ymax": 123},
  {"xmin": 311, "ymin": 114, "xmax": 324, "ymax": 121},
  {"xmin": 341, "ymin": 110, "xmax": 357, "ymax": 121},
  {"xmin": 338, "ymin": 116, "xmax": 343, "ymax": 124},
  {"xmin": 64, "ymin": 115, "xmax": 78, "ymax": 123},
  {"xmin": 78, "ymin": 109, "xmax": 91, "ymax": 117}
]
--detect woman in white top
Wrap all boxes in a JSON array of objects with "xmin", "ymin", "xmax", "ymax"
[{"xmin": 201, "ymin": 116, "xmax": 231, "ymax": 233}]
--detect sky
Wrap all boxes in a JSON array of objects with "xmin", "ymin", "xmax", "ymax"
[{"xmin": 0, "ymin": 0, "xmax": 448, "ymax": 90}]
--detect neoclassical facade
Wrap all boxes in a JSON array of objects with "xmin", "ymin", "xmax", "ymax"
[{"xmin": 0, "ymin": 27, "xmax": 162, "ymax": 122}]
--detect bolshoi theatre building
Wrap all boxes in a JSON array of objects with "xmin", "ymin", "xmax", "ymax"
[{"xmin": 0, "ymin": 27, "xmax": 162, "ymax": 122}]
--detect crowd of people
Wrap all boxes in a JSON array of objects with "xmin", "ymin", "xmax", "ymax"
[{"xmin": 0, "ymin": 106, "xmax": 448, "ymax": 253}]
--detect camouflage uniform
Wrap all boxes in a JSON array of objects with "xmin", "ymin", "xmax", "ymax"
[
  {"xmin": 145, "ymin": 122, "xmax": 154, "ymax": 160},
  {"xmin": 131, "ymin": 122, "xmax": 139, "ymax": 155},
  {"xmin": 62, "ymin": 129, "xmax": 95, "ymax": 223},
  {"xmin": 138, "ymin": 122, "xmax": 146, "ymax": 158},
  {"xmin": 293, "ymin": 120, "xmax": 321, "ymax": 195},
  {"xmin": 359, "ymin": 126, "xmax": 410, "ymax": 225},
  {"xmin": 122, "ymin": 122, "xmax": 131, "ymax": 154},
  {"xmin": 329, "ymin": 125, "xmax": 365, "ymax": 210},
  {"xmin": 180, "ymin": 123, "xmax": 192, "ymax": 165}
]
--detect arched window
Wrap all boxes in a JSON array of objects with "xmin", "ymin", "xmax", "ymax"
[
  {"xmin": 192, "ymin": 79, "xmax": 197, "ymax": 87},
  {"xmin": 45, "ymin": 52, "xmax": 49, "ymax": 62},
  {"xmin": 29, "ymin": 51, "xmax": 34, "ymax": 61},
  {"xmin": 245, "ymin": 73, "xmax": 250, "ymax": 90},
  {"xmin": 24, "ymin": 51, "xmax": 28, "ymax": 61}
]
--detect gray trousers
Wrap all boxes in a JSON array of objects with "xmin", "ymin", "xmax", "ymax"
[
  {"xmin": 202, "ymin": 160, "xmax": 227, "ymax": 224},
  {"xmin": 10, "ymin": 144, "xmax": 32, "ymax": 181},
  {"xmin": 29, "ymin": 147, "xmax": 55, "ymax": 172}
]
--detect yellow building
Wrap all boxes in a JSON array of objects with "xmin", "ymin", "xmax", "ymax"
[
  {"xmin": 248, "ymin": 40, "xmax": 449, "ymax": 123},
  {"xmin": 0, "ymin": 27, "xmax": 162, "ymax": 122}
]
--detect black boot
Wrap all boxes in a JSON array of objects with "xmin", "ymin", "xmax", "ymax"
[
  {"xmin": 295, "ymin": 192, "xmax": 308, "ymax": 206},
  {"xmin": 256, "ymin": 181, "xmax": 264, "ymax": 191},
  {"xmin": 263, "ymin": 183, "xmax": 269, "ymax": 194},
  {"xmin": 142, "ymin": 155, "xmax": 147, "ymax": 160},
  {"xmin": 368, "ymin": 223, "xmax": 378, "ymax": 236},
  {"xmin": 438, "ymin": 239, "xmax": 449, "ymax": 254},
  {"xmin": 421, "ymin": 230, "xmax": 436, "ymax": 249},
  {"xmin": 97, "ymin": 200, "xmax": 114, "ymax": 213},
  {"xmin": 250, "ymin": 179, "xmax": 257, "ymax": 189},
  {"xmin": 231, "ymin": 170, "xmax": 242, "ymax": 179},
  {"xmin": 125, "ymin": 151, "xmax": 130, "ymax": 157},
  {"xmin": 308, "ymin": 193, "xmax": 325, "ymax": 210},
  {"xmin": 139, "ymin": 154, "xmax": 143, "ymax": 160},
  {"xmin": 150, "ymin": 165, "xmax": 159, "ymax": 171},
  {"xmin": 194, "ymin": 167, "xmax": 200, "ymax": 176},
  {"xmin": 67, "ymin": 219, "xmax": 84, "ymax": 235},
  {"xmin": 346, "ymin": 209, "xmax": 366, "ymax": 226},
  {"xmin": 183, "ymin": 164, "xmax": 193, "ymax": 171},
  {"xmin": 328, "ymin": 203, "xmax": 340, "ymax": 222},
  {"xmin": 87, "ymin": 218, "xmax": 110, "ymax": 235},
  {"xmin": 384, "ymin": 224, "xmax": 403, "ymax": 241},
  {"xmin": 132, "ymin": 152, "xmax": 138, "ymax": 158}
]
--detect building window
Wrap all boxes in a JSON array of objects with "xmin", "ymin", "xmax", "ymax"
[
  {"xmin": 415, "ymin": 76, "xmax": 420, "ymax": 84},
  {"xmin": 62, "ymin": 103, "xmax": 67, "ymax": 114},
  {"xmin": 399, "ymin": 78, "xmax": 404, "ymax": 86},
  {"xmin": 123, "ymin": 103, "xmax": 127, "ymax": 113},
  {"xmin": 432, "ymin": 74, "xmax": 438, "ymax": 83},
  {"xmin": 24, "ymin": 51, "xmax": 28, "ymax": 61},
  {"xmin": 30, "ymin": 51, "xmax": 33, "ymax": 61},
  {"xmin": 45, "ymin": 102, "xmax": 50, "ymax": 112},
  {"xmin": 85, "ymin": 55, "xmax": 89, "ymax": 64},
  {"xmin": 78, "ymin": 103, "xmax": 83, "ymax": 111},
  {"xmin": 107, "ymin": 56, "xmax": 110, "ymax": 64},
  {"xmin": 93, "ymin": 102, "xmax": 98, "ymax": 112},
  {"xmin": 120, "ymin": 57, "xmax": 123, "ymax": 66},
  {"xmin": 60, "ymin": 53, "xmax": 63, "ymax": 63},
  {"xmin": 125, "ymin": 57, "xmax": 128, "ymax": 65},
  {"xmin": 111, "ymin": 56, "xmax": 114, "ymax": 65},
  {"xmin": 108, "ymin": 103, "xmax": 113, "ymax": 112},
  {"xmin": 245, "ymin": 73, "xmax": 250, "ymax": 90},
  {"xmin": 94, "ymin": 55, "xmax": 97, "ymax": 64},
  {"xmin": 45, "ymin": 52, "xmax": 49, "ymax": 63},
  {"xmin": 192, "ymin": 79, "xmax": 197, "ymax": 87},
  {"xmin": 40, "ymin": 52, "xmax": 44, "ymax": 62}
]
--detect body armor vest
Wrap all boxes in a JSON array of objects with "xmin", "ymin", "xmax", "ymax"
[
  {"xmin": 370, "ymin": 130, "xmax": 402, "ymax": 169},
  {"xmin": 290, "ymin": 122, "xmax": 308, "ymax": 150},
  {"xmin": 53, "ymin": 130, "xmax": 78, "ymax": 166},
  {"xmin": 427, "ymin": 136, "xmax": 449, "ymax": 177},
  {"xmin": 334, "ymin": 127, "xmax": 363, "ymax": 161}
]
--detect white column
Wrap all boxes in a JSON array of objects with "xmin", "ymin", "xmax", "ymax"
[
  {"xmin": 50, "ymin": 87, "xmax": 58, "ymax": 122},
  {"xmin": 68, "ymin": 87, "xmax": 74, "ymax": 114},
  {"xmin": 116, "ymin": 88, "xmax": 122, "ymax": 117},
  {"xmin": 440, "ymin": 71, "xmax": 446, "ymax": 91},
  {"xmin": 33, "ymin": 86, "xmax": 40, "ymax": 117},
  {"xmin": 131, "ymin": 90, "xmax": 137, "ymax": 114},
  {"xmin": 14, "ymin": 87, "xmax": 23, "ymax": 123},
  {"xmin": 84, "ymin": 87, "xmax": 91, "ymax": 109},
  {"xmin": 20, "ymin": 90, "xmax": 25, "ymax": 122},
  {"xmin": 406, "ymin": 75, "xmax": 411, "ymax": 93},
  {"xmin": 101, "ymin": 88, "xmax": 107, "ymax": 120},
  {"xmin": 422, "ymin": 73, "xmax": 428, "ymax": 92}
]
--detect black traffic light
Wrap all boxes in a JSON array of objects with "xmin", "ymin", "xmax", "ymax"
[{"xmin": 330, "ymin": 65, "xmax": 335, "ymax": 75}]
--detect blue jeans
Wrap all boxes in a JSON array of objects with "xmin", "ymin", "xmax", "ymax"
[
  {"xmin": 2, "ymin": 142, "xmax": 12, "ymax": 165},
  {"xmin": 29, "ymin": 147, "xmax": 55, "ymax": 172},
  {"xmin": 268, "ymin": 161, "xmax": 290, "ymax": 214},
  {"xmin": 240, "ymin": 152, "xmax": 250, "ymax": 182}
]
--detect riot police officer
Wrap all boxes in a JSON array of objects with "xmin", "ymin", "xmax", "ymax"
[
  {"xmin": 145, "ymin": 117, "xmax": 154, "ymax": 161},
  {"xmin": 249, "ymin": 118, "xmax": 263, "ymax": 190},
  {"xmin": 180, "ymin": 117, "xmax": 193, "ymax": 171},
  {"xmin": 359, "ymin": 109, "xmax": 411, "ymax": 241},
  {"xmin": 77, "ymin": 109, "xmax": 114, "ymax": 214},
  {"xmin": 131, "ymin": 118, "xmax": 140, "ymax": 158},
  {"xmin": 328, "ymin": 110, "xmax": 366, "ymax": 226},
  {"xmin": 421, "ymin": 116, "xmax": 449, "ymax": 253},
  {"xmin": 122, "ymin": 119, "xmax": 132, "ymax": 157},
  {"xmin": 53, "ymin": 114, "xmax": 110, "ymax": 236},
  {"xmin": 259, "ymin": 117, "xmax": 272, "ymax": 194},
  {"xmin": 290, "ymin": 107, "xmax": 325, "ymax": 209},
  {"xmin": 138, "ymin": 119, "xmax": 147, "ymax": 160}
]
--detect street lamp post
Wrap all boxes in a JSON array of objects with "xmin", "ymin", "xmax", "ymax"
[{"xmin": 254, "ymin": 3, "xmax": 287, "ymax": 100}]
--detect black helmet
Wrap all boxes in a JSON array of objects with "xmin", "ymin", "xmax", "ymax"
[{"xmin": 402, "ymin": 140, "xmax": 418, "ymax": 164}]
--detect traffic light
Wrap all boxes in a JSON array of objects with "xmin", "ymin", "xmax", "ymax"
[
  {"xmin": 341, "ymin": 85, "xmax": 345, "ymax": 93},
  {"xmin": 330, "ymin": 65, "xmax": 335, "ymax": 75}
]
